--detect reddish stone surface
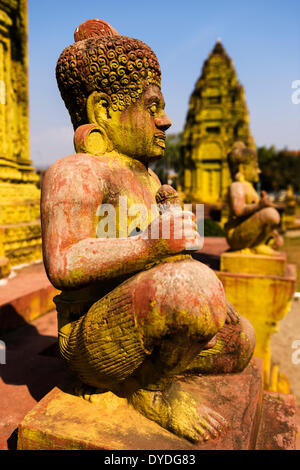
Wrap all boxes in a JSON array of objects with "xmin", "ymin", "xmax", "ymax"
[
  {"xmin": 192, "ymin": 237, "xmax": 229, "ymax": 270},
  {"xmin": 18, "ymin": 359, "xmax": 263, "ymax": 450},
  {"xmin": 296, "ymin": 408, "xmax": 300, "ymax": 450},
  {"xmin": 0, "ymin": 262, "xmax": 58, "ymax": 333},
  {"xmin": 201, "ymin": 237, "xmax": 229, "ymax": 256},
  {"xmin": 0, "ymin": 310, "xmax": 71, "ymax": 450},
  {"xmin": 255, "ymin": 392, "xmax": 297, "ymax": 450}
]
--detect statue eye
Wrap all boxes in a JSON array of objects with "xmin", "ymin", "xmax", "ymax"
[{"xmin": 149, "ymin": 103, "xmax": 158, "ymax": 115}]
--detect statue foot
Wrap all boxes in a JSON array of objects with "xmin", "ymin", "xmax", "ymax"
[
  {"xmin": 252, "ymin": 243, "xmax": 278, "ymax": 255},
  {"xmin": 266, "ymin": 230, "xmax": 284, "ymax": 251},
  {"xmin": 73, "ymin": 381, "xmax": 107, "ymax": 402},
  {"xmin": 127, "ymin": 382, "xmax": 228, "ymax": 443}
]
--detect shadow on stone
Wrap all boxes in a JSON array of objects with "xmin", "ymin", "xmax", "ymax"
[
  {"xmin": 0, "ymin": 311, "xmax": 70, "ymax": 403},
  {"xmin": 0, "ymin": 304, "xmax": 28, "ymax": 335},
  {"xmin": 191, "ymin": 252, "xmax": 221, "ymax": 271},
  {"xmin": 7, "ymin": 428, "xmax": 18, "ymax": 450}
]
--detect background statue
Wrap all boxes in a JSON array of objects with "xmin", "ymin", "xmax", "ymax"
[
  {"xmin": 41, "ymin": 19, "xmax": 255, "ymax": 444},
  {"xmin": 225, "ymin": 142, "xmax": 283, "ymax": 255}
]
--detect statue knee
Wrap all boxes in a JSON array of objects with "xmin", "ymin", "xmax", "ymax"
[
  {"xmin": 260, "ymin": 207, "xmax": 280, "ymax": 227},
  {"xmin": 133, "ymin": 262, "xmax": 227, "ymax": 349}
]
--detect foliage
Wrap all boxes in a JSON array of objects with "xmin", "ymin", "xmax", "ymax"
[
  {"xmin": 257, "ymin": 146, "xmax": 300, "ymax": 193},
  {"xmin": 201, "ymin": 218, "xmax": 225, "ymax": 237}
]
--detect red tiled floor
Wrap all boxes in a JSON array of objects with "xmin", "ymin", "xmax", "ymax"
[{"xmin": 0, "ymin": 310, "xmax": 70, "ymax": 450}]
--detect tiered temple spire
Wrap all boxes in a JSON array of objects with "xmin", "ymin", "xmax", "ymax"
[{"xmin": 181, "ymin": 40, "xmax": 255, "ymax": 204}]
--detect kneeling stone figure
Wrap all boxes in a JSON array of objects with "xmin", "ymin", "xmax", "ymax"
[{"xmin": 41, "ymin": 19, "xmax": 256, "ymax": 444}]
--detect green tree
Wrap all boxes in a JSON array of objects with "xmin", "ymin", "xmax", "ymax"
[{"xmin": 257, "ymin": 146, "xmax": 300, "ymax": 193}]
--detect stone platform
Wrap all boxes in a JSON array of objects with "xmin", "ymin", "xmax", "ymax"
[
  {"xmin": 17, "ymin": 358, "xmax": 296, "ymax": 450},
  {"xmin": 217, "ymin": 251, "xmax": 296, "ymax": 391},
  {"xmin": 220, "ymin": 251, "xmax": 287, "ymax": 276},
  {"xmin": 0, "ymin": 262, "xmax": 58, "ymax": 334}
]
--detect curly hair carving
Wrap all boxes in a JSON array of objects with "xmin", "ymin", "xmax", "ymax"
[{"xmin": 56, "ymin": 19, "xmax": 161, "ymax": 129}]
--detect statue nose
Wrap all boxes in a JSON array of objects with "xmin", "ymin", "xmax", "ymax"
[{"xmin": 154, "ymin": 113, "xmax": 172, "ymax": 131}]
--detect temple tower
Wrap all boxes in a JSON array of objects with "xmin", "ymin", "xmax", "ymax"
[
  {"xmin": 0, "ymin": 0, "xmax": 41, "ymax": 277},
  {"xmin": 181, "ymin": 40, "xmax": 255, "ymax": 204}
]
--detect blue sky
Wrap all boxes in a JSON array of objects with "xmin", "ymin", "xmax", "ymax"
[{"xmin": 28, "ymin": 0, "xmax": 300, "ymax": 169}]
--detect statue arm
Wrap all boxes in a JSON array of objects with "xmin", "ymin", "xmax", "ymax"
[
  {"xmin": 229, "ymin": 182, "xmax": 260, "ymax": 218},
  {"xmin": 41, "ymin": 158, "xmax": 168, "ymax": 290}
]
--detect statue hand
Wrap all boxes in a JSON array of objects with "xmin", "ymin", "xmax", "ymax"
[
  {"xmin": 225, "ymin": 300, "xmax": 240, "ymax": 325},
  {"xmin": 142, "ymin": 209, "xmax": 201, "ymax": 255},
  {"xmin": 259, "ymin": 190, "xmax": 272, "ymax": 208}
]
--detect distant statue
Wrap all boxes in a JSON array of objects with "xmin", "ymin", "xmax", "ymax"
[
  {"xmin": 41, "ymin": 19, "xmax": 255, "ymax": 444},
  {"xmin": 283, "ymin": 185, "xmax": 297, "ymax": 229},
  {"xmin": 225, "ymin": 142, "xmax": 283, "ymax": 255}
]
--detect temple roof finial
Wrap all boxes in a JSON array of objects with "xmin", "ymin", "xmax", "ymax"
[{"xmin": 212, "ymin": 39, "xmax": 226, "ymax": 55}]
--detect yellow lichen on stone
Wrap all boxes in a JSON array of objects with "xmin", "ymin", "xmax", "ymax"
[
  {"xmin": 218, "ymin": 252, "xmax": 295, "ymax": 390},
  {"xmin": 181, "ymin": 41, "xmax": 255, "ymax": 204},
  {"xmin": 0, "ymin": 0, "xmax": 41, "ymax": 274}
]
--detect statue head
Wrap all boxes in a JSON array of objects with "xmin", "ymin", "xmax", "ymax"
[
  {"xmin": 227, "ymin": 141, "xmax": 260, "ymax": 183},
  {"xmin": 56, "ymin": 19, "xmax": 171, "ymax": 162}
]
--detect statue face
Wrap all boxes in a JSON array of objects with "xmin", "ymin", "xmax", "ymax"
[
  {"xmin": 106, "ymin": 84, "xmax": 171, "ymax": 163},
  {"xmin": 242, "ymin": 159, "xmax": 261, "ymax": 183}
]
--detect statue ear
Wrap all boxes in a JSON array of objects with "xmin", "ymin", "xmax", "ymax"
[
  {"xmin": 73, "ymin": 123, "xmax": 111, "ymax": 155},
  {"xmin": 235, "ymin": 163, "xmax": 244, "ymax": 182},
  {"xmin": 86, "ymin": 91, "xmax": 112, "ymax": 125}
]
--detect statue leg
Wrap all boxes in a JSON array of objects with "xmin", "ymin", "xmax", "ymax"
[
  {"xmin": 57, "ymin": 258, "xmax": 233, "ymax": 442},
  {"xmin": 183, "ymin": 312, "xmax": 256, "ymax": 375},
  {"xmin": 123, "ymin": 259, "xmax": 231, "ymax": 443},
  {"xmin": 227, "ymin": 207, "xmax": 281, "ymax": 252}
]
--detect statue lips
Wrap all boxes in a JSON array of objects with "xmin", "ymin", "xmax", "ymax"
[{"xmin": 154, "ymin": 132, "xmax": 166, "ymax": 149}]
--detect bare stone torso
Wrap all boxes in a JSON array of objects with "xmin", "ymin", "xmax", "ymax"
[{"xmin": 52, "ymin": 152, "xmax": 161, "ymax": 308}]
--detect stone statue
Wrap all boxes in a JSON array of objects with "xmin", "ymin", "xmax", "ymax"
[
  {"xmin": 41, "ymin": 19, "xmax": 255, "ymax": 444},
  {"xmin": 225, "ymin": 142, "xmax": 283, "ymax": 255},
  {"xmin": 283, "ymin": 185, "xmax": 297, "ymax": 229}
]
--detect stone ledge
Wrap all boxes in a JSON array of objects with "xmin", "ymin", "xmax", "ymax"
[
  {"xmin": 217, "ymin": 265, "xmax": 296, "ymax": 389},
  {"xmin": 0, "ymin": 256, "xmax": 10, "ymax": 279},
  {"xmin": 255, "ymin": 392, "xmax": 297, "ymax": 450},
  {"xmin": 17, "ymin": 359, "xmax": 263, "ymax": 450},
  {"xmin": 220, "ymin": 251, "xmax": 287, "ymax": 277}
]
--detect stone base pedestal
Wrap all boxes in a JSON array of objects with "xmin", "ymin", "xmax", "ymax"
[
  {"xmin": 16, "ymin": 359, "xmax": 296, "ymax": 450},
  {"xmin": 0, "ymin": 256, "xmax": 10, "ymax": 279},
  {"xmin": 220, "ymin": 251, "xmax": 287, "ymax": 276},
  {"xmin": 255, "ymin": 392, "xmax": 297, "ymax": 450},
  {"xmin": 217, "ymin": 252, "xmax": 296, "ymax": 390},
  {"xmin": 0, "ymin": 182, "xmax": 42, "ymax": 270}
]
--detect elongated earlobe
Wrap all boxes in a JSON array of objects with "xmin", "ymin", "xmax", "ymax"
[
  {"xmin": 235, "ymin": 164, "xmax": 245, "ymax": 182},
  {"xmin": 74, "ymin": 124, "xmax": 109, "ymax": 155}
]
